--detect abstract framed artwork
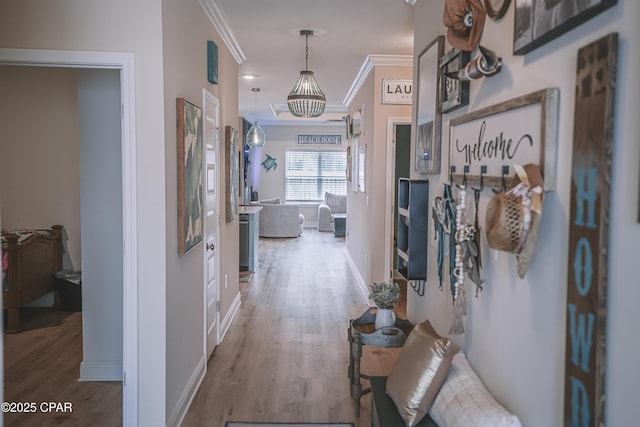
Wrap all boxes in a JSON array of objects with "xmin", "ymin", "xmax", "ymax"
[
  {"xmin": 513, "ymin": 0, "xmax": 617, "ymax": 55},
  {"xmin": 177, "ymin": 98, "xmax": 203, "ymax": 254},
  {"xmin": 207, "ymin": 40, "xmax": 218, "ymax": 84},
  {"xmin": 225, "ymin": 126, "xmax": 239, "ymax": 222}
]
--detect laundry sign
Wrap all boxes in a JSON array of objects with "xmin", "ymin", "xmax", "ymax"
[{"xmin": 382, "ymin": 79, "xmax": 413, "ymax": 104}]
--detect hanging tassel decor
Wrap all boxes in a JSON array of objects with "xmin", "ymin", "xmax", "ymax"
[{"xmin": 450, "ymin": 185, "xmax": 467, "ymax": 335}]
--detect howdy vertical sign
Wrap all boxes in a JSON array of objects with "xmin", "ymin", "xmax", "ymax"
[{"xmin": 565, "ymin": 33, "xmax": 617, "ymax": 427}]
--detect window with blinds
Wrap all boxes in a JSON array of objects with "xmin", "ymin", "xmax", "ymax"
[{"xmin": 285, "ymin": 149, "xmax": 347, "ymax": 202}]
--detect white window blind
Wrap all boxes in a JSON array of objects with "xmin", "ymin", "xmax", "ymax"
[{"xmin": 285, "ymin": 149, "xmax": 347, "ymax": 202}]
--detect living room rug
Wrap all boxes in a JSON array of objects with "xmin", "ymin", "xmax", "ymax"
[{"xmin": 225, "ymin": 423, "xmax": 354, "ymax": 427}]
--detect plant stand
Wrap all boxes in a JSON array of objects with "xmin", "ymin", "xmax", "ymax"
[{"xmin": 347, "ymin": 307, "xmax": 414, "ymax": 416}]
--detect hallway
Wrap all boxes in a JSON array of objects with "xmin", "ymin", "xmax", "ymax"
[{"xmin": 183, "ymin": 230, "xmax": 400, "ymax": 426}]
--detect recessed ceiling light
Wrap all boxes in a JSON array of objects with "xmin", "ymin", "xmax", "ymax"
[{"xmin": 242, "ymin": 74, "xmax": 256, "ymax": 80}]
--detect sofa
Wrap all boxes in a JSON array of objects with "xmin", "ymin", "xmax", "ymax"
[
  {"xmin": 317, "ymin": 192, "xmax": 346, "ymax": 232},
  {"xmin": 252, "ymin": 198, "xmax": 304, "ymax": 238}
]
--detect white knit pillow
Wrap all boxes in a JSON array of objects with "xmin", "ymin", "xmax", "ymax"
[{"xmin": 429, "ymin": 352, "xmax": 522, "ymax": 427}]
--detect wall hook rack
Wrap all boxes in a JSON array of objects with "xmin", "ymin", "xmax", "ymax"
[
  {"xmin": 410, "ymin": 280, "xmax": 425, "ymax": 296},
  {"xmin": 456, "ymin": 165, "xmax": 469, "ymax": 189},
  {"xmin": 471, "ymin": 165, "xmax": 487, "ymax": 192},
  {"xmin": 493, "ymin": 165, "xmax": 510, "ymax": 193}
]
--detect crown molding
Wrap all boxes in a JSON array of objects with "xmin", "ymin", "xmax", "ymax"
[
  {"xmin": 199, "ymin": 0, "xmax": 246, "ymax": 64},
  {"xmin": 343, "ymin": 54, "xmax": 413, "ymax": 107}
]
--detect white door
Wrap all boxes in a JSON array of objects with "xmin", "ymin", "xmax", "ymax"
[{"xmin": 203, "ymin": 89, "xmax": 220, "ymax": 359}]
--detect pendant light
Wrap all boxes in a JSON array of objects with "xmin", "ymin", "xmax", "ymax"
[
  {"xmin": 246, "ymin": 88, "xmax": 266, "ymax": 148},
  {"xmin": 287, "ymin": 29, "xmax": 326, "ymax": 118}
]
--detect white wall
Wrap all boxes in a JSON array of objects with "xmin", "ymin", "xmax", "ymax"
[
  {"xmin": 0, "ymin": 66, "xmax": 81, "ymax": 269},
  {"xmin": 77, "ymin": 69, "xmax": 124, "ymax": 381},
  {"xmin": 250, "ymin": 124, "xmax": 346, "ymax": 225},
  {"xmin": 345, "ymin": 64, "xmax": 412, "ymax": 288},
  {"xmin": 161, "ymin": 0, "xmax": 241, "ymax": 423},
  {"xmin": 0, "ymin": 1, "xmax": 167, "ymax": 424},
  {"xmin": 410, "ymin": 2, "xmax": 640, "ymax": 426}
]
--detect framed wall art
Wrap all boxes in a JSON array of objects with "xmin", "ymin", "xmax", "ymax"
[
  {"xmin": 358, "ymin": 144, "xmax": 366, "ymax": 193},
  {"xmin": 344, "ymin": 114, "xmax": 352, "ymax": 140},
  {"xmin": 225, "ymin": 126, "xmax": 239, "ymax": 222},
  {"xmin": 346, "ymin": 145, "xmax": 352, "ymax": 183},
  {"xmin": 352, "ymin": 109, "xmax": 362, "ymax": 139},
  {"xmin": 207, "ymin": 40, "xmax": 218, "ymax": 84},
  {"xmin": 513, "ymin": 0, "xmax": 617, "ymax": 55},
  {"xmin": 448, "ymin": 88, "xmax": 559, "ymax": 190},
  {"xmin": 351, "ymin": 139, "xmax": 359, "ymax": 192},
  {"xmin": 414, "ymin": 35, "xmax": 444, "ymax": 174},
  {"xmin": 177, "ymin": 98, "xmax": 203, "ymax": 254},
  {"xmin": 439, "ymin": 47, "xmax": 470, "ymax": 114}
]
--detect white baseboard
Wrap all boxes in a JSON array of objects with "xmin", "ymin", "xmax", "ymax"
[
  {"xmin": 344, "ymin": 250, "xmax": 371, "ymax": 306},
  {"xmin": 166, "ymin": 355, "xmax": 206, "ymax": 427},
  {"xmin": 79, "ymin": 360, "xmax": 123, "ymax": 382},
  {"xmin": 220, "ymin": 291, "xmax": 241, "ymax": 342}
]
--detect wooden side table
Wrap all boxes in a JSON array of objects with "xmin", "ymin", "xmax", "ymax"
[{"xmin": 347, "ymin": 307, "xmax": 414, "ymax": 416}]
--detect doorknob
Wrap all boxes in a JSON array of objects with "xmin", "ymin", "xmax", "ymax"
[{"xmin": 207, "ymin": 243, "xmax": 215, "ymax": 251}]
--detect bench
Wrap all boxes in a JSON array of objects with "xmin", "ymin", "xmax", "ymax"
[{"xmin": 370, "ymin": 376, "xmax": 438, "ymax": 427}]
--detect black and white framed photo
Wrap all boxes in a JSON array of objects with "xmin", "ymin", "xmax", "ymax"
[
  {"xmin": 513, "ymin": 0, "xmax": 617, "ymax": 55},
  {"xmin": 439, "ymin": 48, "xmax": 470, "ymax": 114}
]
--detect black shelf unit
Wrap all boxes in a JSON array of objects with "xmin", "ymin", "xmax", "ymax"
[{"xmin": 396, "ymin": 178, "xmax": 428, "ymax": 280}]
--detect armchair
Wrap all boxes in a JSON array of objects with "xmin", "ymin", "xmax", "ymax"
[{"xmin": 317, "ymin": 192, "xmax": 347, "ymax": 232}]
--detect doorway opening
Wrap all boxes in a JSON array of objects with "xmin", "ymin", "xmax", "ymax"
[{"xmin": 0, "ymin": 48, "xmax": 138, "ymax": 426}]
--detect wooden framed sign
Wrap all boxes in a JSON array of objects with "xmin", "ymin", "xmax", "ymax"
[
  {"xmin": 448, "ymin": 88, "xmax": 559, "ymax": 190},
  {"xmin": 564, "ymin": 33, "xmax": 618, "ymax": 427}
]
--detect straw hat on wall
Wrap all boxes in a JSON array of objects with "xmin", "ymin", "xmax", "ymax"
[{"xmin": 485, "ymin": 164, "xmax": 544, "ymax": 278}]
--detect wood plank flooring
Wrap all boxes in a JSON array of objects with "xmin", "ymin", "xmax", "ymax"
[
  {"xmin": 4, "ymin": 229, "xmax": 400, "ymax": 426},
  {"xmin": 4, "ymin": 308, "xmax": 122, "ymax": 426},
  {"xmin": 183, "ymin": 230, "xmax": 400, "ymax": 427}
]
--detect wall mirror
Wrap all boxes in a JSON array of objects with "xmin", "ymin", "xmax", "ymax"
[{"xmin": 414, "ymin": 35, "xmax": 444, "ymax": 174}]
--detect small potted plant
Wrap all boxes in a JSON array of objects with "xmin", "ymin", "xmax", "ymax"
[{"xmin": 369, "ymin": 281, "xmax": 401, "ymax": 329}]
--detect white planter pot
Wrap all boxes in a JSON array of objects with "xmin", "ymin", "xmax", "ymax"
[{"xmin": 374, "ymin": 308, "xmax": 396, "ymax": 330}]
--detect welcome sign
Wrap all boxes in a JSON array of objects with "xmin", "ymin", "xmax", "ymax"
[{"xmin": 448, "ymin": 88, "xmax": 559, "ymax": 190}]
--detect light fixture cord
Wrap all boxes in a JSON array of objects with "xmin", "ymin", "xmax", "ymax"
[{"xmin": 305, "ymin": 33, "xmax": 309, "ymax": 71}]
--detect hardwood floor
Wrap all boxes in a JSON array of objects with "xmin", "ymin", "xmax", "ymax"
[
  {"xmin": 4, "ymin": 229, "xmax": 399, "ymax": 426},
  {"xmin": 183, "ymin": 230, "xmax": 400, "ymax": 427},
  {"xmin": 4, "ymin": 308, "xmax": 122, "ymax": 426}
]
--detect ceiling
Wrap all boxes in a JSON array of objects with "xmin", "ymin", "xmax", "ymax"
[{"xmin": 212, "ymin": 0, "xmax": 415, "ymax": 126}]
